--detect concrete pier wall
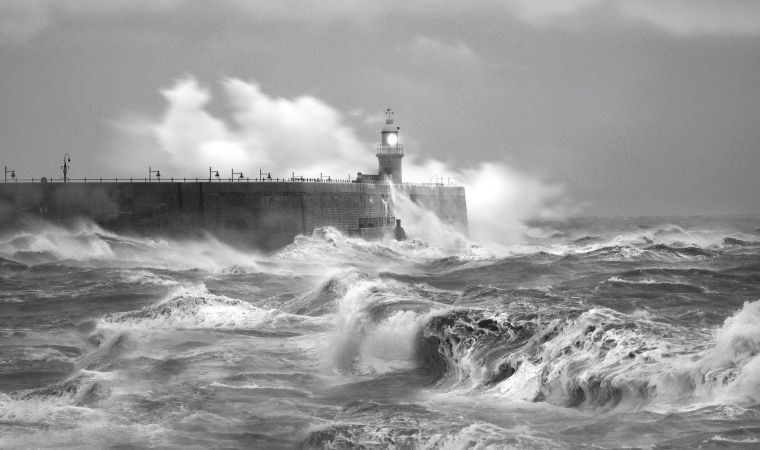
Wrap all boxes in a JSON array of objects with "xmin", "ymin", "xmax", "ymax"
[{"xmin": 0, "ymin": 182, "xmax": 467, "ymax": 250}]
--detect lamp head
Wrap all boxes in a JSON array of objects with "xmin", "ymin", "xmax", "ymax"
[
  {"xmin": 155, "ymin": 171, "xmax": 161, "ymax": 177},
  {"xmin": 214, "ymin": 171, "xmax": 220, "ymax": 177},
  {"xmin": 238, "ymin": 173, "xmax": 244, "ymax": 179},
  {"xmin": 10, "ymin": 170, "xmax": 15, "ymax": 178}
]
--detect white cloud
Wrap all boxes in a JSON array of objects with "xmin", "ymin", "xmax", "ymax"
[
  {"xmin": 504, "ymin": 0, "xmax": 602, "ymax": 24},
  {"xmin": 407, "ymin": 36, "xmax": 480, "ymax": 66},
  {"xmin": 153, "ymin": 78, "xmax": 251, "ymax": 175},
  {"xmin": 502, "ymin": 0, "xmax": 760, "ymax": 35},
  {"xmin": 224, "ymin": 0, "xmax": 377, "ymax": 23},
  {"xmin": 223, "ymin": 77, "xmax": 371, "ymax": 177},
  {"xmin": 111, "ymin": 77, "xmax": 371, "ymax": 180},
  {"xmin": 619, "ymin": 0, "xmax": 760, "ymax": 36},
  {"xmin": 0, "ymin": 0, "xmax": 182, "ymax": 42},
  {"xmin": 499, "ymin": 0, "xmax": 760, "ymax": 35}
]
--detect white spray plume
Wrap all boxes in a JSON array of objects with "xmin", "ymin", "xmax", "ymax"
[
  {"xmin": 110, "ymin": 76, "xmax": 569, "ymax": 244},
  {"xmin": 403, "ymin": 159, "xmax": 567, "ymax": 244}
]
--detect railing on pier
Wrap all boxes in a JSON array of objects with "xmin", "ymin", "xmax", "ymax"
[
  {"xmin": 2, "ymin": 176, "xmax": 357, "ymax": 184},
  {"xmin": 376, "ymin": 144, "xmax": 404, "ymax": 155},
  {"xmin": 2, "ymin": 175, "xmax": 461, "ymax": 186}
]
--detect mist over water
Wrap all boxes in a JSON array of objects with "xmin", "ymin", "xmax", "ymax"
[{"xmin": 2, "ymin": 215, "xmax": 760, "ymax": 448}]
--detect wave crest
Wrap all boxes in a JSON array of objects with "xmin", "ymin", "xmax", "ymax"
[
  {"xmin": 100, "ymin": 285, "xmax": 319, "ymax": 332},
  {"xmin": 415, "ymin": 300, "xmax": 760, "ymax": 411}
]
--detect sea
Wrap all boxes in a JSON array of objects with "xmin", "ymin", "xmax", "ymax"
[{"xmin": 1, "ymin": 215, "xmax": 760, "ymax": 448}]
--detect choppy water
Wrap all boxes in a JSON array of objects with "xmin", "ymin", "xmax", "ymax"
[{"xmin": 1, "ymin": 216, "xmax": 760, "ymax": 448}]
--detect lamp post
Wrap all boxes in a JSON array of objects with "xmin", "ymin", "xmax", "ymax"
[
  {"xmin": 259, "ymin": 169, "xmax": 271, "ymax": 181},
  {"xmin": 209, "ymin": 167, "xmax": 220, "ymax": 182},
  {"xmin": 232, "ymin": 169, "xmax": 244, "ymax": 182},
  {"xmin": 148, "ymin": 167, "xmax": 161, "ymax": 182},
  {"xmin": 4, "ymin": 166, "xmax": 15, "ymax": 183},
  {"xmin": 61, "ymin": 153, "xmax": 71, "ymax": 182}
]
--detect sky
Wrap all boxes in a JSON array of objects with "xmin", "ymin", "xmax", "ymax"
[{"xmin": 0, "ymin": 0, "xmax": 759, "ymax": 218}]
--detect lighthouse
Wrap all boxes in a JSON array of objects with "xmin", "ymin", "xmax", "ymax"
[{"xmin": 376, "ymin": 108, "xmax": 404, "ymax": 184}]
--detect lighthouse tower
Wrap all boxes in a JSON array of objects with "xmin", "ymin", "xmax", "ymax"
[{"xmin": 377, "ymin": 108, "xmax": 404, "ymax": 184}]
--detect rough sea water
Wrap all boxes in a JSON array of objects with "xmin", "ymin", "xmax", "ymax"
[{"xmin": 2, "ymin": 214, "xmax": 760, "ymax": 448}]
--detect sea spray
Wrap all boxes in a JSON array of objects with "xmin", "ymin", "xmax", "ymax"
[
  {"xmin": 697, "ymin": 300, "xmax": 760, "ymax": 404},
  {"xmin": 323, "ymin": 276, "xmax": 436, "ymax": 374},
  {"xmin": 99, "ymin": 284, "xmax": 321, "ymax": 332},
  {"xmin": 388, "ymin": 182, "xmax": 471, "ymax": 255},
  {"xmin": 0, "ymin": 218, "xmax": 267, "ymax": 272}
]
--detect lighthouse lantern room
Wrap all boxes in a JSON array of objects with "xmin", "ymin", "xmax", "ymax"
[{"xmin": 376, "ymin": 108, "xmax": 404, "ymax": 184}]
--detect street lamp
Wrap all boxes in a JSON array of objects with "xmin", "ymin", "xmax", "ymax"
[
  {"xmin": 259, "ymin": 169, "xmax": 271, "ymax": 181},
  {"xmin": 209, "ymin": 167, "xmax": 220, "ymax": 182},
  {"xmin": 61, "ymin": 153, "xmax": 71, "ymax": 182},
  {"xmin": 4, "ymin": 166, "xmax": 15, "ymax": 183},
  {"xmin": 232, "ymin": 169, "xmax": 244, "ymax": 182},
  {"xmin": 148, "ymin": 167, "xmax": 161, "ymax": 182}
]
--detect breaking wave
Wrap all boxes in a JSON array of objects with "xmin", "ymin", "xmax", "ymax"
[
  {"xmin": 0, "ymin": 220, "xmax": 265, "ymax": 272},
  {"xmin": 415, "ymin": 300, "xmax": 760, "ymax": 411},
  {"xmin": 100, "ymin": 285, "xmax": 323, "ymax": 332},
  {"xmin": 322, "ymin": 274, "xmax": 439, "ymax": 375}
]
